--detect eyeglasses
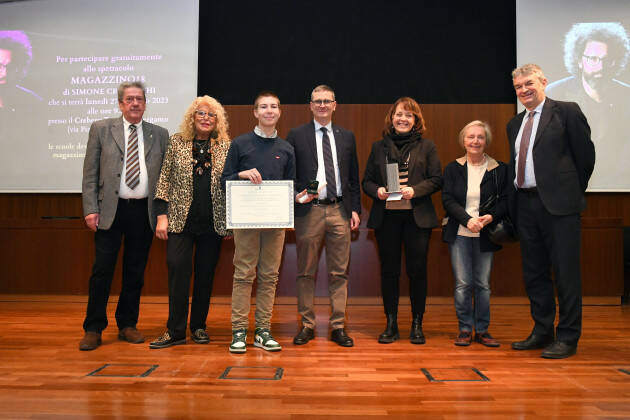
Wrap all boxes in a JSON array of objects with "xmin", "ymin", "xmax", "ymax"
[
  {"xmin": 196, "ymin": 110, "xmax": 217, "ymax": 119},
  {"xmin": 122, "ymin": 96, "xmax": 145, "ymax": 104},
  {"xmin": 311, "ymin": 99, "xmax": 335, "ymax": 106},
  {"xmin": 583, "ymin": 55, "xmax": 613, "ymax": 66}
]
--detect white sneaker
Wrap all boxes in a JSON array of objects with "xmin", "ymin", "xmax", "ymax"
[
  {"xmin": 254, "ymin": 328, "xmax": 281, "ymax": 352},
  {"xmin": 229, "ymin": 329, "xmax": 247, "ymax": 353}
]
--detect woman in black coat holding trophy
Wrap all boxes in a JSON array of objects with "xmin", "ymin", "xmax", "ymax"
[{"xmin": 362, "ymin": 97, "xmax": 443, "ymax": 344}]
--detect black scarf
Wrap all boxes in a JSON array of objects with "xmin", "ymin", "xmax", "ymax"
[{"xmin": 383, "ymin": 129, "xmax": 421, "ymax": 164}]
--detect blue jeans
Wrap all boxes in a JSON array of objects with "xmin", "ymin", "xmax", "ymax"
[{"xmin": 449, "ymin": 235, "xmax": 494, "ymax": 333}]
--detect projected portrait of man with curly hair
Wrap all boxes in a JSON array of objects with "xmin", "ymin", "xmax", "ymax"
[
  {"xmin": 0, "ymin": 30, "xmax": 42, "ymax": 111},
  {"xmin": 546, "ymin": 22, "xmax": 630, "ymax": 189}
]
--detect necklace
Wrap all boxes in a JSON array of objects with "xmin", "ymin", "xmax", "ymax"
[{"xmin": 192, "ymin": 139, "xmax": 211, "ymax": 176}]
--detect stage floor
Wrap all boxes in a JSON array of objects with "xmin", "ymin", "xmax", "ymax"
[{"xmin": 0, "ymin": 297, "xmax": 629, "ymax": 419}]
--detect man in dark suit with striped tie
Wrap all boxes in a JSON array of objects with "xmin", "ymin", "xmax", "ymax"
[
  {"xmin": 79, "ymin": 81, "xmax": 169, "ymax": 351},
  {"xmin": 507, "ymin": 64, "xmax": 595, "ymax": 359},
  {"xmin": 287, "ymin": 85, "xmax": 361, "ymax": 347}
]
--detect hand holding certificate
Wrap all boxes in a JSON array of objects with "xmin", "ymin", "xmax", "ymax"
[{"xmin": 226, "ymin": 180, "xmax": 294, "ymax": 229}]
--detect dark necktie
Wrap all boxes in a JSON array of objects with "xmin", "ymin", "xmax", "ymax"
[
  {"xmin": 321, "ymin": 127, "xmax": 337, "ymax": 200},
  {"xmin": 516, "ymin": 111, "xmax": 536, "ymax": 188},
  {"xmin": 125, "ymin": 124, "xmax": 140, "ymax": 189}
]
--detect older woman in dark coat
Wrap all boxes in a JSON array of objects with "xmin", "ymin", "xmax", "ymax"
[
  {"xmin": 362, "ymin": 97, "xmax": 443, "ymax": 344},
  {"xmin": 442, "ymin": 120, "xmax": 508, "ymax": 347}
]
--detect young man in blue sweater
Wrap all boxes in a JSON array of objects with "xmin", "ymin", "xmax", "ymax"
[{"xmin": 221, "ymin": 91, "xmax": 295, "ymax": 353}]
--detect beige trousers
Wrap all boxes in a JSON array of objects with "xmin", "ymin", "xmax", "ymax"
[
  {"xmin": 295, "ymin": 203, "xmax": 350, "ymax": 329},
  {"xmin": 231, "ymin": 228, "xmax": 285, "ymax": 331}
]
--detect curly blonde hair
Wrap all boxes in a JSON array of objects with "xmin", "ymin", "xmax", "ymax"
[{"xmin": 178, "ymin": 95, "xmax": 230, "ymax": 143}]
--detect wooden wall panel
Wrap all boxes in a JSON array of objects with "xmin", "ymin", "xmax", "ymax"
[
  {"xmin": 0, "ymin": 220, "xmax": 621, "ymax": 297},
  {"xmin": 0, "ymin": 104, "xmax": 626, "ymax": 297}
]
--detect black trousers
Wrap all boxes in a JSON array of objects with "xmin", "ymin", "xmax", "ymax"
[
  {"xmin": 166, "ymin": 229, "xmax": 222, "ymax": 339},
  {"xmin": 374, "ymin": 210, "xmax": 431, "ymax": 319},
  {"xmin": 83, "ymin": 198, "xmax": 153, "ymax": 333},
  {"xmin": 517, "ymin": 190, "xmax": 582, "ymax": 345}
]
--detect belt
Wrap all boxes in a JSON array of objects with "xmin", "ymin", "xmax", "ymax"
[
  {"xmin": 518, "ymin": 187, "xmax": 538, "ymax": 194},
  {"xmin": 119, "ymin": 197, "xmax": 148, "ymax": 204},
  {"xmin": 313, "ymin": 196, "xmax": 343, "ymax": 205}
]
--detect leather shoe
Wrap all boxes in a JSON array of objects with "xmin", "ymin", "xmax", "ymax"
[
  {"xmin": 511, "ymin": 333, "xmax": 553, "ymax": 350},
  {"xmin": 118, "ymin": 327, "xmax": 145, "ymax": 344},
  {"xmin": 191, "ymin": 328, "xmax": 209, "ymax": 344},
  {"xmin": 475, "ymin": 332, "xmax": 500, "ymax": 347},
  {"xmin": 378, "ymin": 313, "xmax": 399, "ymax": 343},
  {"xmin": 293, "ymin": 327, "xmax": 314, "ymax": 345},
  {"xmin": 79, "ymin": 331, "xmax": 102, "ymax": 351},
  {"xmin": 330, "ymin": 328, "xmax": 354, "ymax": 347},
  {"xmin": 409, "ymin": 315, "xmax": 425, "ymax": 344},
  {"xmin": 454, "ymin": 331, "xmax": 472, "ymax": 346},
  {"xmin": 541, "ymin": 341, "xmax": 577, "ymax": 359},
  {"xmin": 149, "ymin": 331, "xmax": 186, "ymax": 349}
]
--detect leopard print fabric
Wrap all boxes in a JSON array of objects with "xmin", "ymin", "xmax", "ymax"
[{"xmin": 154, "ymin": 132, "xmax": 231, "ymax": 236}]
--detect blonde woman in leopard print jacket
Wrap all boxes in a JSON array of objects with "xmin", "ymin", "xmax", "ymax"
[{"xmin": 149, "ymin": 95, "xmax": 231, "ymax": 349}]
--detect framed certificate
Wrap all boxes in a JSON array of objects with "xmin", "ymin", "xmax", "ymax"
[{"xmin": 225, "ymin": 180, "xmax": 294, "ymax": 229}]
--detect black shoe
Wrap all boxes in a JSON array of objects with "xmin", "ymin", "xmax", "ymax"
[
  {"xmin": 293, "ymin": 327, "xmax": 315, "ymax": 345},
  {"xmin": 149, "ymin": 331, "xmax": 186, "ymax": 349},
  {"xmin": 541, "ymin": 341, "xmax": 577, "ymax": 359},
  {"xmin": 191, "ymin": 328, "xmax": 210, "ymax": 344},
  {"xmin": 511, "ymin": 333, "xmax": 554, "ymax": 350},
  {"xmin": 378, "ymin": 313, "xmax": 399, "ymax": 343},
  {"xmin": 330, "ymin": 328, "xmax": 354, "ymax": 347},
  {"xmin": 409, "ymin": 314, "xmax": 425, "ymax": 344}
]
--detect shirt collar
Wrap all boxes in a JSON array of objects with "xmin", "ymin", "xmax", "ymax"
[
  {"xmin": 254, "ymin": 125, "xmax": 277, "ymax": 139},
  {"xmin": 529, "ymin": 98, "xmax": 545, "ymax": 115},
  {"xmin": 123, "ymin": 116, "xmax": 143, "ymax": 130},
  {"xmin": 313, "ymin": 120, "xmax": 333, "ymax": 133}
]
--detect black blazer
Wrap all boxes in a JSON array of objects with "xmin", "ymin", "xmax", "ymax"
[
  {"xmin": 286, "ymin": 121, "xmax": 361, "ymax": 218},
  {"xmin": 362, "ymin": 136, "xmax": 442, "ymax": 229},
  {"xmin": 507, "ymin": 98, "xmax": 595, "ymax": 216},
  {"xmin": 441, "ymin": 156, "xmax": 508, "ymax": 252}
]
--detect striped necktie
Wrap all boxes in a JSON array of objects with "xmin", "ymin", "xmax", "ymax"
[
  {"xmin": 516, "ymin": 111, "xmax": 536, "ymax": 188},
  {"xmin": 125, "ymin": 124, "xmax": 140, "ymax": 189},
  {"xmin": 321, "ymin": 127, "xmax": 337, "ymax": 200}
]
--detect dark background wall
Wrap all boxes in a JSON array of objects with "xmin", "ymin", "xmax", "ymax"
[
  {"xmin": 198, "ymin": 0, "xmax": 516, "ymax": 104},
  {"xmin": 0, "ymin": 0, "xmax": 626, "ymax": 297}
]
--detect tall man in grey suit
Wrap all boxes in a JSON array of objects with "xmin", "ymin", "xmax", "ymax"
[
  {"xmin": 79, "ymin": 81, "xmax": 169, "ymax": 351},
  {"xmin": 287, "ymin": 85, "xmax": 361, "ymax": 347},
  {"xmin": 508, "ymin": 64, "xmax": 595, "ymax": 359}
]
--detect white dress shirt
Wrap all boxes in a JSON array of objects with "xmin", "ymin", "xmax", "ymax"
[
  {"xmin": 119, "ymin": 117, "xmax": 149, "ymax": 199},
  {"xmin": 313, "ymin": 120, "xmax": 342, "ymax": 198}
]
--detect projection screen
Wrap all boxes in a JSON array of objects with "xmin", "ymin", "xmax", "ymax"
[
  {"xmin": 517, "ymin": 0, "xmax": 630, "ymax": 191},
  {"xmin": 0, "ymin": 0, "xmax": 199, "ymax": 192}
]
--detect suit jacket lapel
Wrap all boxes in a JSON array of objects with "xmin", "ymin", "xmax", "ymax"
[
  {"xmin": 143, "ymin": 121, "xmax": 154, "ymax": 158},
  {"xmin": 307, "ymin": 121, "xmax": 318, "ymax": 176},
  {"xmin": 533, "ymin": 99, "xmax": 554, "ymax": 149},
  {"xmin": 510, "ymin": 112, "xmax": 525, "ymax": 143},
  {"xmin": 332, "ymin": 124, "xmax": 344, "ymax": 179},
  {"xmin": 111, "ymin": 117, "xmax": 125, "ymax": 153}
]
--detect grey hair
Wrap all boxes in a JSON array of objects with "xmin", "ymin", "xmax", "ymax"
[{"xmin": 117, "ymin": 81, "xmax": 146, "ymax": 103}]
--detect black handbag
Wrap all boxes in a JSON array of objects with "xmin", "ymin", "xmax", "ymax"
[{"xmin": 480, "ymin": 170, "xmax": 518, "ymax": 245}]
